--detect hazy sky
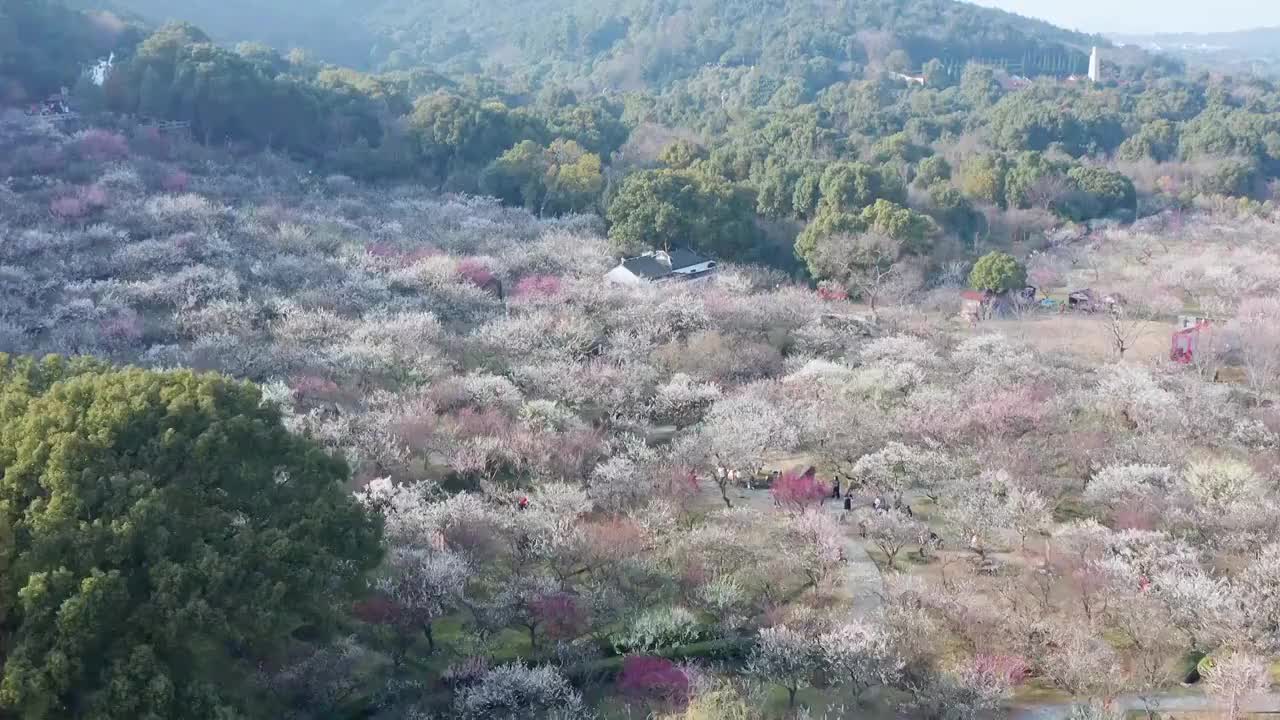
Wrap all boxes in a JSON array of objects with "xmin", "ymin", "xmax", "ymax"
[{"xmin": 969, "ymin": 0, "xmax": 1280, "ymax": 34}]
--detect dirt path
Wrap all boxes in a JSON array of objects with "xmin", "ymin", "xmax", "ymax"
[
  {"xmin": 728, "ymin": 486, "xmax": 885, "ymax": 617},
  {"xmin": 1009, "ymin": 691, "xmax": 1280, "ymax": 720}
]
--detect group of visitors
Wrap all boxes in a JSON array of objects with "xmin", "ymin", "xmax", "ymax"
[{"xmin": 707, "ymin": 459, "xmax": 953, "ymax": 560}]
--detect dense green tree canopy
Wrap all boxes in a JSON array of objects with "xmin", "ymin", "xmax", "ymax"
[
  {"xmin": 606, "ymin": 168, "xmax": 762, "ymax": 261},
  {"xmin": 1004, "ymin": 152, "xmax": 1066, "ymax": 210},
  {"xmin": 968, "ymin": 251, "xmax": 1027, "ymax": 292},
  {"xmin": 0, "ymin": 356, "xmax": 382, "ymax": 720},
  {"xmin": 481, "ymin": 139, "xmax": 603, "ymax": 214},
  {"xmin": 1061, "ymin": 166, "xmax": 1137, "ymax": 221},
  {"xmin": 795, "ymin": 199, "xmax": 935, "ymax": 275},
  {"xmin": 1117, "ymin": 119, "xmax": 1179, "ymax": 162},
  {"xmin": 817, "ymin": 162, "xmax": 906, "ymax": 213}
]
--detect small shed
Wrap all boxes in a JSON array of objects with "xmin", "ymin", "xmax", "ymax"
[
  {"xmin": 1068, "ymin": 289, "xmax": 1101, "ymax": 313},
  {"xmin": 960, "ymin": 290, "xmax": 987, "ymax": 314},
  {"xmin": 961, "ymin": 287, "xmax": 1035, "ymax": 321}
]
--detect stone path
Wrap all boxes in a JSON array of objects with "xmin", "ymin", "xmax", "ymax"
[
  {"xmin": 729, "ymin": 487, "xmax": 885, "ymax": 617},
  {"xmin": 1009, "ymin": 691, "xmax": 1280, "ymax": 720},
  {"xmin": 824, "ymin": 498, "xmax": 886, "ymax": 617}
]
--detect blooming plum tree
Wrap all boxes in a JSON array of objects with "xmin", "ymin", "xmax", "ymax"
[
  {"xmin": 377, "ymin": 546, "xmax": 470, "ymax": 654},
  {"xmin": 851, "ymin": 442, "xmax": 952, "ymax": 505},
  {"xmin": 782, "ymin": 510, "xmax": 844, "ymax": 590},
  {"xmin": 1203, "ymin": 651, "xmax": 1271, "ymax": 720},
  {"xmin": 770, "ymin": 469, "xmax": 828, "ymax": 514},
  {"xmin": 747, "ymin": 625, "xmax": 821, "ymax": 708},
  {"xmin": 856, "ymin": 507, "xmax": 926, "ymax": 570},
  {"xmin": 453, "ymin": 663, "xmax": 588, "ymax": 720},
  {"xmin": 818, "ymin": 619, "xmax": 902, "ymax": 696},
  {"xmin": 617, "ymin": 656, "xmax": 691, "ymax": 711}
]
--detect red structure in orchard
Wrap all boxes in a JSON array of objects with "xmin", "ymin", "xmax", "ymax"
[{"xmin": 1170, "ymin": 321, "xmax": 1210, "ymax": 364}]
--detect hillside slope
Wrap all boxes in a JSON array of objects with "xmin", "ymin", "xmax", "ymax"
[
  {"xmin": 62, "ymin": 0, "xmax": 381, "ymax": 68},
  {"xmin": 77, "ymin": 0, "xmax": 1107, "ymax": 87}
]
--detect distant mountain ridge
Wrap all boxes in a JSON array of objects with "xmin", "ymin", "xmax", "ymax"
[
  {"xmin": 62, "ymin": 0, "xmax": 383, "ymax": 68},
  {"xmin": 69, "ymin": 0, "xmax": 1111, "ymax": 87},
  {"xmin": 1110, "ymin": 26, "xmax": 1280, "ymax": 76},
  {"xmin": 1111, "ymin": 26, "xmax": 1280, "ymax": 54}
]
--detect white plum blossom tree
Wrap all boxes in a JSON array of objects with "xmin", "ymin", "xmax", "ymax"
[
  {"xmin": 746, "ymin": 625, "xmax": 821, "ymax": 708},
  {"xmin": 818, "ymin": 618, "xmax": 902, "ymax": 696},
  {"xmin": 856, "ymin": 507, "xmax": 926, "ymax": 570},
  {"xmin": 1083, "ymin": 464, "xmax": 1176, "ymax": 514},
  {"xmin": 1203, "ymin": 651, "xmax": 1272, "ymax": 720},
  {"xmin": 1226, "ymin": 296, "xmax": 1280, "ymax": 394},
  {"xmin": 851, "ymin": 441, "xmax": 953, "ymax": 504},
  {"xmin": 378, "ymin": 546, "xmax": 470, "ymax": 653},
  {"xmin": 1004, "ymin": 484, "xmax": 1052, "ymax": 552},
  {"xmin": 649, "ymin": 373, "xmax": 722, "ymax": 427},
  {"xmin": 782, "ymin": 510, "xmax": 845, "ymax": 590},
  {"xmin": 453, "ymin": 663, "xmax": 588, "ymax": 720},
  {"xmin": 942, "ymin": 471, "xmax": 1017, "ymax": 559},
  {"xmin": 1235, "ymin": 543, "xmax": 1280, "ymax": 653}
]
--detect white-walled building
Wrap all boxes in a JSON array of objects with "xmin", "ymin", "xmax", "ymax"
[{"xmin": 605, "ymin": 248, "xmax": 718, "ymax": 285}]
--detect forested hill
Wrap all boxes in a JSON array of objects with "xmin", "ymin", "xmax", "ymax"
[
  {"xmin": 12, "ymin": 0, "xmax": 1276, "ymax": 282},
  {"xmin": 63, "ymin": 0, "xmax": 381, "ymax": 69},
  {"xmin": 74, "ymin": 0, "xmax": 1108, "ymax": 87},
  {"xmin": 0, "ymin": 0, "xmax": 145, "ymax": 101}
]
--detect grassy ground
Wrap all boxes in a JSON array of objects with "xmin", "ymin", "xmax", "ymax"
[{"xmin": 968, "ymin": 314, "xmax": 1172, "ymax": 364}]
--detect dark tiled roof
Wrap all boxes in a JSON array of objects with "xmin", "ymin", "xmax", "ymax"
[
  {"xmin": 621, "ymin": 256, "xmax": 674, "ymax": 279},
  {"xmin": 664, "ymin": 248, "xmax": 708, "ymax": 270},
  {"xmin": 620, "ymin": 248, "xmax": 713, "ymax": 280}
]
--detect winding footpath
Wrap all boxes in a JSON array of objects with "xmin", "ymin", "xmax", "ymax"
[
  {"xmin": 731, "ymin": 487, "xmax": 885, "ymax": 617},
  {"xmin": 730, "ymin": 488, "xmax": 1279, "ymax": 718},
  {"xmin": 823, "ymin": 498, "xmax": 886, "ymax": 617}
]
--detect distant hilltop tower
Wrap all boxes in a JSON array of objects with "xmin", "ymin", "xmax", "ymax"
[{"xmin": 1088, "ymin": 46, "xmax": 1101, "ymax": 83}]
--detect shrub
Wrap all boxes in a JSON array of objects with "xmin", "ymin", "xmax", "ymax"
[
  {"xmin": 366, "ymin": 242, "xmax": 440, "ymax": 269},
  {"xmin": 972, "ymin": 654, "xmax": 1030, "ymax": 685},
  {"xmin": 72, "ymin": 129, "xmax": 129, "ymax": 162},
  {"xmin": 98, "ymin": 309, "xmax": 144, "ymax": 347},
  {"xmin": 532, "ymin": 593, "xmax": 590, "ymax": 642},
  {"xmin": 49, "ymin": 185, "xmax": 108, "ymax": 220},
  {"xmin": 290, "ymin": 374, "xmax": 342, "ymax": 402},
  {"xmin": 513, "ymin": 274, "xmax": 562, "ymax": 299},
  {"xmin": 453, "ymin": 663, "xmax": 587, "ymax": 720},
  {"xmin": 162, "ymin": 170, "xmax": 191, "ymax": 193},
  {"xmin": 618, "ymin": 656, "xmax": 692, "ymax": 709},
  {"xmin": 816, "ymin": 281, "xmax": 848, "ymax": 301},
  {"xmin": 613, "ymin": 607, "xmax": 709, "ymax": 654},
  {"xmin": 131, "ymin": 126, "xmax": 170, "ymax": 159},
  {"xmin": 49, "ymin": 194, "xmax": 89, "ymax": 220},
  {"xmin": 442, "ymin": 656, "xmax": 491, "ymax": 689},
  {"xmin": 457, "ymin": 257, "xmax": 496, "ymax": 287},
  {"xmin": 12, "ymin": 144, "xmax": 65, "ymax": 175}
]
